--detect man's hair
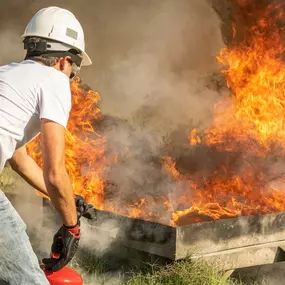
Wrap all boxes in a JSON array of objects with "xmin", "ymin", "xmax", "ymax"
[
  {"xmin": 24, "ymin": 36, "xmax": 60, "ymax": 67},
  {"xmin": 25, "ymin": 54, "xmax": 60, "ymax": 67}
]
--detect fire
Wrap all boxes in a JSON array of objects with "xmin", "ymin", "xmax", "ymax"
[
  {"xmin": 27, "ymin": 78, "xmax": 162, "ymax": 220},
  {"xmin": 164, "ymin": 156, "xmax": 285, "ymax": 226},
  {"xmin": 27, "ymin": 78, "xmax": 107, "ymax": 209},
  {"xmin": 165, "ymin": 0, "xmax": 285, "ymax": 225},
  {"xmin": 189, "ymin": 129, "xmax": 201, "ymax": 146}
]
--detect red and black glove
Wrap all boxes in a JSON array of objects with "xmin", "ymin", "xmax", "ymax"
[
  {"xmin": 75, "ymin": 194, "xmax": 97, "ymax": 220},
  {"xmin": 42, "ymin": 223, "xmax": 80, "ymax": 272}
]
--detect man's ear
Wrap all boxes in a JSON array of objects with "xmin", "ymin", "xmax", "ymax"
[{"xmin": 59, "ymin": 57, "xmax": 66, "ymax": 71}]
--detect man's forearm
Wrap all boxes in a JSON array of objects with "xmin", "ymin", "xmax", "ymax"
[
  {"xmin": 44, "ymin": 169, "xmax": 77, "ymax": 226},
  {"xmin": 10, "ymin": 146, "xmax": 77, "ymax": 226}
]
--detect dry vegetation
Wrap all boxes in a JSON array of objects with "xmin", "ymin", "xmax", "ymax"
[
  {"xmin": 71, "ymin": 250, "xmax": 246, "ymax": 285},
  {"xmin": 0, "ymin": 166, "xmax": 18, "ymax": 191},
  {"xmin": 125, "ymin": 259, "xmax": 244, "ymax": 285}
]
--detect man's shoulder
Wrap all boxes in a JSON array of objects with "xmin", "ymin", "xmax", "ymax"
[
  {"xmin": 2, "ymin": 60, "xmax": 65, "ymax": 75},
  {"xmin": 39, "ymin": 66, "xmax": 70, "ymax": 91},
  {"xmin": 0, "ymin": 60, "xmax": 70, "ymax": 97}
]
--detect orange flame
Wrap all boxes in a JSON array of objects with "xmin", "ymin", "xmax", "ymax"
[
  {"xmin": 165, "ymin": 1, "xmax": 285, "ymax": 225},
  {"xmin": 27, "ymin": 78, "xmax": 107, "ymax": 209},
  {"xmin": 189, "ymin": 128, "xmax": 201, "ymax": 146}
]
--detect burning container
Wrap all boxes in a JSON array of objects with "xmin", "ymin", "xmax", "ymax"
[{"xmin": 91, "ymin": 208, "xmax": 285, "ymax": 272}]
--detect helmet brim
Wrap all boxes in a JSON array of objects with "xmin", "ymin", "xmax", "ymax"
[{"xmin": 81, "ymin": 50, "xmax": 92, "ymax": 66}]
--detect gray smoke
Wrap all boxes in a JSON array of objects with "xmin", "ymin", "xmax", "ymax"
[
  {"xmin": 0, "ymin": 0, "xmax": 224, "ymax": 126},
  {"xmin": 89, "ymin": 0, "xmax": 226, "ymax": 222}
]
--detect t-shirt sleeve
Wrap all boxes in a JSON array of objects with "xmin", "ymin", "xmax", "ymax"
[{"xmin": 39, "ymin": 74, "xmax": 71, "ymax": 128}]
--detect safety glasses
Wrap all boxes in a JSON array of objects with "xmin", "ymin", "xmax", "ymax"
[{"xmin": 67, "ymin": 58, "xmax": 81, "ymax": 80}]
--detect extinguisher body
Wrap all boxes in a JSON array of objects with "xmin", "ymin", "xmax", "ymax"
[{"xmin": 44, "ymin": 266, "xmax": 83, "ymax": 285}]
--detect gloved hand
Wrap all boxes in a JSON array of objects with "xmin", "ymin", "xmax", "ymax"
[
  {"xmin": 42, "ymin": 223, "xmax": 80, "ymax": 272},
  {"xmin": 75, "ymin": 194, "xmax": 97, "ymax": 220}
]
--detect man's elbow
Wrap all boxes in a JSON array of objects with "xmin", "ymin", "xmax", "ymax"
[
  {"xmin": 9, "ymin": 156, "xmax": 27, "ymax": 173},
  {"xmin": 44, "ymin": 167, "xmax": 66, "ymax": 189},
  {"xmin": 9, "ymin": 148, "xmax": 27, "ymax": 172}
]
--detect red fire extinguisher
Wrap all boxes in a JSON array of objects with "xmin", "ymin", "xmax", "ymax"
[{"xmin": 44, "ymin": 266, "xmax": 83, "ymax": 285}]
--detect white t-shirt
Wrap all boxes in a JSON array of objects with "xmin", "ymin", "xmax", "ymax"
[{"xmin": 0, "ymin": 60, "xmax": 72, "ymax": 173}]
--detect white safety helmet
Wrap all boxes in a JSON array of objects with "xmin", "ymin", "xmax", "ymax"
[{"xmin": 22, "ymin": 6, "xmax": 92, "ymax": 66}]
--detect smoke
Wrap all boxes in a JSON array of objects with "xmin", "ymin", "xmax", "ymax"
[
  {"xmin": 91, "ymin": 0, "xmax": 226, "ymax": 223},
  {"xmin": 95, "ymin": 0, "xmax": 225, "ymax": 131},
  {"xmin": 81, "ymin": 220, "xmax": 118, "ymax": 250},
  {"xmin": 0, "ymin": 0, "xmax": 224, "ymax": 130}
]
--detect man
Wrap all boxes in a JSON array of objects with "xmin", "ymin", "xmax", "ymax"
[{"xmin": 0, "ymin": 7, "xmax": 93, "ymax": 284}]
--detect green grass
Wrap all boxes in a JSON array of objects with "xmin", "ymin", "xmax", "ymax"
[
  {"xmin": 70, "ymin": 249, "xmax": 115, "ymax": 285},
  {"xmin": 71, "ymin": 251, "xmax": 245, "ymax": 285},
  {"xmin": 125, "ymin": 259, "xmax": 243, "ymax": 285},
  {"xmin": 71, "ymin": 250, "xmax": 106, "ymax": 279}
]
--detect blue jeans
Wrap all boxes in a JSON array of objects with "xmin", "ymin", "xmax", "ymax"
[{"xmin": 0, "ymin": 191, "xmax": 49, "ymax": 285}]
